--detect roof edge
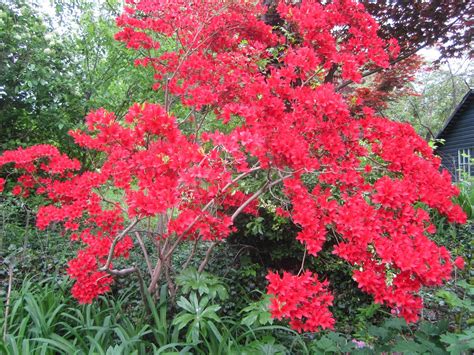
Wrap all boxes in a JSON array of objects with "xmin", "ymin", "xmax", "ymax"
[{"xmin": 435, "ymin": 88, "xmax": 474, "ymax": 139}]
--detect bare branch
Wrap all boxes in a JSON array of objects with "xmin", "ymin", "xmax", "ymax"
[
  {"xmin": 164, "ymin": 166, "xmax": 262, "ymax": 261},
  {"xmin": 231, "ymin": 173, "xmax": 291, "ymax": 222},
  {"xmin": 105, "ymin": 266, "xmax": 137, "ymax": 276},
  {"xmin": 198, "ymin": 241, "xmax": 218, "ymax": 272},
  {"xmin": 148, "ymin": 259, "xmax": 163, "ymax": 294},
  {"xmin": 99, "ymin": 218, "xmax": 139, "ymax": 272},
  {"xmin": 298, "ymin": 248, "xmax": 307, "ymax": 276},
  {"xmin": 135, "ymin": 232, "xmax": 153, "ymax": 277}
]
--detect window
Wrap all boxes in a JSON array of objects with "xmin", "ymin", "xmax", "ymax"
[{"xmin": 458, "ymin": 148, "xmax": 473, "ymax": 180}]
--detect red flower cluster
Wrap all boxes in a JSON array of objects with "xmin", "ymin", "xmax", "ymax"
[
  {"xmin": 0, "ymin": 0, "xmax": 466, "ymax": 329},
  {"xmin": 267, "ymin": 271, "xmax": 335, "ymax": 332}
]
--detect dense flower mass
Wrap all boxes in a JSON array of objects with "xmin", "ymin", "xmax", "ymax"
[
  {"xmin": 0, "ymin": 0, "xmax": 466, "ymax": 331},
  {"xmin": 267, "ymin": 271, "xmax": 335, "ymax": 332}
]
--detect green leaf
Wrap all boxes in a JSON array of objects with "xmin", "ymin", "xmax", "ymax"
[
  {"xmin": 392, "ymin": 340, "xmax": 426, "ymax": 353},
  {"xmin": 314, "ymin": 336, "xmax": 340, "ymax": 352},
  {"xmin": 383, "ymin": 317, "xmax": 408, "ymax": 330},
  {"xmin": 441, "ymin": 329, "xmax": 474, "ymax": 355},
  {"xmin": 177, "ymin": 296, "xmax": 195, "ymax": 314},
  {"xmin": 368, "ymin": 325, "xmax": 389, "ymax": 339},
  {"xmin": 241, "ymin": 313, "xmax": 258, "ymax": 327},
  {"xmin": 172, "ymin": 314, "xmax": 195, "ymax": 331}
]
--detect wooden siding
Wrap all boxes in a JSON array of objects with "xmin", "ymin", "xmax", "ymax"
[{"xmin": 436, "ymin": 91, "xmax": 474, "ymax": 180}]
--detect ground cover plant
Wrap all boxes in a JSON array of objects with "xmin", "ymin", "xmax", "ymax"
[{"xmin": 1, "ymin": 0, "xmax": 472, "ymax": 353}]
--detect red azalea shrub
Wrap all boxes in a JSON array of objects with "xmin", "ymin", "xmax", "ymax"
[{"xmin": 0, "ymin": 0, "xmax": 466, "ymax": 331}]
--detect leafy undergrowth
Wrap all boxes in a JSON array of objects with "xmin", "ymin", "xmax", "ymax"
[{"xmin": 1, "ymin": 264, "xmax": 472, "ymax": 354}]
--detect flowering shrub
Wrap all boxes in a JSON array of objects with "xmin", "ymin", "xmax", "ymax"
[{"xmin": 0, "ymin": 0, "xmax": 466, "ymax": 331}]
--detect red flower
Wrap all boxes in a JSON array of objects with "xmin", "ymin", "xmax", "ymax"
[
  {"xmin": 454, "ymin": 256, "xmax": 465, "ymax": 270},
  {"xmin": 12, "ymin": 185, "xmax": 22, "ymax": 196}
]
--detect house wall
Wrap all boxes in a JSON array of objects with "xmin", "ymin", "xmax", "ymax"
[{"xmin": 436, "ymin": 95, "xmax": 474, "ymax": 180}]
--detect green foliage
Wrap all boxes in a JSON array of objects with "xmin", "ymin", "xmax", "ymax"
[
  {"xmin": 1, "ymin": 2, "xmax": 473, "ymax": 353},
  {"xmin": 0, "ymin": 0, "xmax": 84, "ymax": 154},
  {"xmin": 436, "ymin": 286, "xmax": 473, "ymax": 314},
  {"xmin": 1, "ymin": 161, "xmax": 470, "ymax": 355},
  {"xmin": 240, "ymin": 295, "xmax": 273, "ymax": 328},
  {"xmin": 228, "ymin": 207, "xmax": 374, "ymax": 332},
  {"xmin": 49, "ymin": 0, "xmax": 157, "ymax": 117},
  {"xmin": 365, "ymin": 317, "xmax": 447, "ymax": 353},
  {"xmin": 455, "ymin": 178, "xmax": 474, "ymax": 220},
  {"xmin": 231, "ymin": 208, "xmax": 303, "ymax": 271},
  {"xmin": 0, "ymin": 0, "xmax": 156, "ymax": 158},
  {"xmin": 434, "ymin": 278, "xmax": 474, "ymax": 338},
  {"xmin": 440, "ymin": 328, "xmax": 474, "ymax": 355},
  {"xmin": 3, "ymin": 272, "xmax": 474, "ymax": 354},
  {"xmin": 309, "ymin": 332, "xmax": 359, "ymax": 353},
  {"xmin": 0, "ymin": 278, "xmax": 152, "ymax": 354},
  {"xmin": 240, "ymin": 336, "xmax": 287, "ymax": 355},
  {"xmin": 176, "ymin": 268, "xmax": 228, "ymax": 301},
  {"xmin": 430, "ymin": 211, "xmax": 471, "ymax": 250},
  {"xmin": 0, "ymin": 196, "xmax": 74, "ymax": 298},
  {"xmin": 352, "ymin": 303, "xmax": 383, "ymax": 340},
  {"xmin": 308, "ymin": 316, "xmax": 459, "ymax": 354},
  {"xmin": 173, "ymin": 293, "xmax": 222, "ymax": 344}
]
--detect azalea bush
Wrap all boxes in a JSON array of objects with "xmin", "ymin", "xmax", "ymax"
[{"xmin": 0, "ymin": 0, "xmax": 467, "ymax": 333}]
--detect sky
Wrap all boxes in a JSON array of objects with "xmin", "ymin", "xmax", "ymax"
[{"xmin": 419, "ymin": 48, "xmax": 442, "ymax": 63}]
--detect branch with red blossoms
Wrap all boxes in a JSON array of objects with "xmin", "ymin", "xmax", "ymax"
[{"xmin": 98, "ymin": 218, "xmax": 139, "ymax": 274}]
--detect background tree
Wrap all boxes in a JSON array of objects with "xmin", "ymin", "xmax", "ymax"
[
  {"xmin": 361, "ymin": 0, "xmax": 474, "ymax": 60},
  {"xmin": 0, "ymin": 0, "xmax": 84, "ymax": 153},
  {"xmin": 49, "ymin": 0, "xmax": 157, "ymax": 118},
  {"xmin": 0, "ymin": 0, "xmax": 155, "ymax": 156},
  {"xmin": 385, "ymin": 59, "xmax": 473, "ymax": 139}
]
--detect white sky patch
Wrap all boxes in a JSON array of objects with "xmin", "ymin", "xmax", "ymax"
[
  {"xmin": 35, "ymin": 0, "xmax": 56, "ymax": 17},
  {"xmin": 419, "ymin": 47, "xmax": 442, "ymax": 63}
]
